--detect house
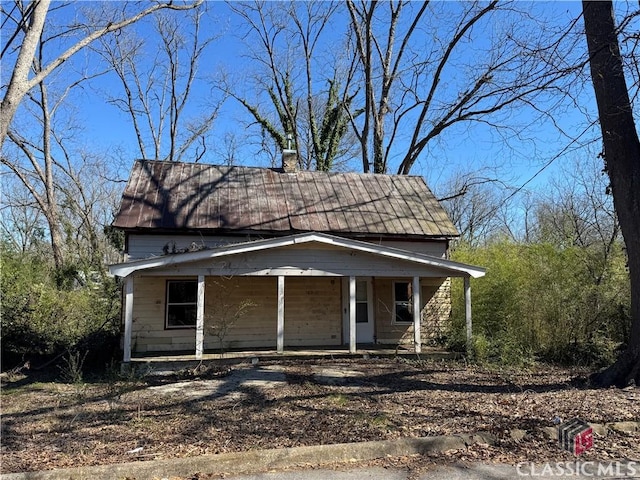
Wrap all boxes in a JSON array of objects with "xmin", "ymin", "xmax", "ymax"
[{"xmin": 108, "ymin": 153, "xmax": 485, "ymax": 362}]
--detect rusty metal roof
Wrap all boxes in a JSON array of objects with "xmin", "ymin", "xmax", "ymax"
[{"xmin": 112, "ymin": 160, "xmax": 459, "ymax": 238}]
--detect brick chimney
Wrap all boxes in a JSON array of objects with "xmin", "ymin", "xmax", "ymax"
[{"xmin": 282, "ymin": 149, "xmax": 298, "ymax": 173}]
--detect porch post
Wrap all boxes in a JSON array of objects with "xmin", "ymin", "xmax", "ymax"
[
  {"xmin": 464, "ymin": 276, "xmax": 472, "ymax": 350},
  {"xmin": 195, "ymin": 275, "xmax": 205, "ymax": 360},
  {"xmin": 123, "ymin": 275, "xmax": 134, "ymax": 363},
  {"xmin": 349, "ymin": 276, "xmax": 356, "ymax": 353},
  {"xmin": 413, "ymin": 276, "xmax": 421, "ymax": 354},
  {"xmin": 277, "ymin": 276, "xmax": 285, "ymax": 353}
]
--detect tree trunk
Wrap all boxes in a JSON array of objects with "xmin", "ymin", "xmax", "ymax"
[
  {"xmin": 0, "ymin": 0, "xmax": 51, "ymax": 148},
  {"xmin": 582, "ymin": 0, "xmax": 640, "ymax": 387},
  {"xmin": 47, "ymin": 213, "xmax": 65, "ymax": 273},
  {"xmin": 1, "ymin": 1, "xmax": 203, "ymax": 150}
]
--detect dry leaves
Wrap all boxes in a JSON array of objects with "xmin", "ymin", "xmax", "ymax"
[{"xmin": 1, "ymin": 359, "xmax": 638, "ymax": 474}]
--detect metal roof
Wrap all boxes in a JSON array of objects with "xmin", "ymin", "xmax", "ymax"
[{"xmin": 112, "ymin": 160, "xmax": 459, "ymax": 238}]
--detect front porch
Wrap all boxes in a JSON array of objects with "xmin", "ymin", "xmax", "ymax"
[
  {"xmin": 127, "ymin": 344, "xmax": 462, "ymax": 373},
  {"xmin": 110, "ymin": 233, "xmax": 486, "ymax": 364}
]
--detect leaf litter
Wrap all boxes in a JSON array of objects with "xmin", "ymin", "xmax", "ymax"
[{"xmin": 1, "ymin": 358, "xmax": 638, "ymax": 475}]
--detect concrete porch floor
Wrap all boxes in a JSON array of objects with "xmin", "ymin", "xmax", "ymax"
[{"xmin": 127, "ymin": 345, "xmax": 461, "ymax": 373}]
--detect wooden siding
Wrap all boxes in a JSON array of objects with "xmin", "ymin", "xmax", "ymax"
[
  {"xmin": 379, "ymin": 240, "xmax": 447, "ymax": 258},
  {"xmin": 126, "ymin": 233, "xmax": 449, "ymax": 261},
  {"xmin": 130, "ymin": 275, "xmax": 341, "ymax": 353},
  {"xmin": 421, "ymin": 278, "xmax": 452, "ymax": 341},
  {"xmin": 113, "ymin": 160, "xmax": 458, "ymax": 238},
  {"xmin": 126, "ymin": 234, "xmax": 253, "ymax": 260},
  {"xmin": 131, "ymin": 276, "xmax": 196, "ymax": 352},
  {"xmin": 203, "ymin": 277, "xmax": 278, "ymax": 350},
  {"xmin": 282, "ymin": 277, "xmax": 341, "ymax": 346},
  {"xmin": 138, "ymin": 247, "xmax": 457, "ymax": 278},
  {"xmin": 373, "ymin": 277, "xmax": 450, "ymax": 345}
]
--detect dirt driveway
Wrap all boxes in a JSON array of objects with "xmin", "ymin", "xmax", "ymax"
[{"xmin": 1, "ymin": 358, "xmax": 639, "ymax": 474}]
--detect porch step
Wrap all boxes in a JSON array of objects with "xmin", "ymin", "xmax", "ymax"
[{"xmin": 125, "ymin": 346, "xmax": 460, "ymax": 376}]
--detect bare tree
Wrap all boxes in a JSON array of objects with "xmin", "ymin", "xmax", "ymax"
[
  {"xmin": 582, "ymin": 0, "xmax": 640, "ymax": 387},
  {"xmin": 345, "ymin": 0, "xmax": 429, "ymax": 173},
  {"xmin": 57, "ymin": 151, "xmax": 123, "ymax": 275},
  {"xmin": 205, "ymin": 279, "xmax": 256, "ymax": 355},
  {"xmin": 0, "ymin": 179, "xmax": 45, "ymax": 253},
  {"xmin": 345, "ymin": 1, "xmax": 583, "ymax": 174},
  {"xmin": 222, "ymin": 1, "xmax": 358, "ymax": 171},
  {"xmin": 439, "ymin": 173, "xmax": 511, "ymax": 247},
  {"xmin": 532, "ymin": 156, "xmax": 620, "ymax": 265},
  {"xmin": 0, "ymin": 0, "xmax": 203, "ymax": 149},
  {"xmin": 2, "ymin": 4, "xmax": 117, "ymax": 274},
  {"xmin": 95, "ymin": 6, "xmax": 222, "ymax": 162},
  {"xmin": 4, "ymin": 72, "xmax": 71, "ymax": 270},
  {"xmin": 3, "ymin": 68, "xmax": 119, "ymax": 276}
]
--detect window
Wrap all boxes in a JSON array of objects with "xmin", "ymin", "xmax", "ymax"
[
  {"xmin": 394, "ymin": 281, "xmax": 413, "ymax": 324},
  {"xmin": 356, "ymin": 280, "xmax": 368, "ymax": 324},
  {"xmin": 166, "ymin": 280, "xmax": 197, "ymax": 328}
]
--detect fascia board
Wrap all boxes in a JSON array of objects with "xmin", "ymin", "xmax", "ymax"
[{"xmin": 109, "ymin": 232, "xmax": 485, "ymax": 278}]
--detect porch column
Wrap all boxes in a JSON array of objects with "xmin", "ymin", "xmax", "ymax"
[
  {"xmin": 464, "ymin": 276, "xmax": 472, "ymax": 350},
  {"xmin": 413, "ymin": 276, "xmax": 421, "ymax": 354},
  {"xmin": 195, "ymin": 275, "xmax": 205, "ymax": 360},
  {"xmin": 349, "ymin": 276, "xmax": 356, "ymax": 353},
  {"xmin": 277, "ymin": 276, "xmax": 285, "ymax": 353},
  {"xmin": 123, "ymin": 276, "xmax": 134, "ymax": 363}
]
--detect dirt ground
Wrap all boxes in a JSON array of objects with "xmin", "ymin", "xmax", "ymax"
[{"xmin": 1, "ymin": 358, "xmax": 639, "ymax": 475}]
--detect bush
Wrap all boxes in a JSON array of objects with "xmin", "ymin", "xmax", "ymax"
[
  {"xmin": 449, "ymin": 240, "xmax": 630, "ymax": 367},
  {"xmin": 539, "ymin": 338, "xmax": 619, "ymax": 368},
  {"xmin": 1, "ymin": 248, "xmax": 121, "ymax": 371}
]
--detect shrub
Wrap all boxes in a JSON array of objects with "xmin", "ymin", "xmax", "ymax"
[
  {"xmin": 1, "ymin": 248, "xmax": 121, "ymax": 371},
  {"xmin": 449, "ymin": 240, "xmax": 630, "ymax": 367}
]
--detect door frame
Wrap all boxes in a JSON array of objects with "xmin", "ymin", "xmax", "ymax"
[{"xmin": 342, "ymin": 277, "xmax": 375, "ymax": 344}]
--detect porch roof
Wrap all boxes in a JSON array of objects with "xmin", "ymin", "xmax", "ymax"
[{"xmin": 109, "ymin": 232, "xmax": 485, "ymax": 279}]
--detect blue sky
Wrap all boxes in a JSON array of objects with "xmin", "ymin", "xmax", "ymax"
[
  {"xmin": 82, "ymin": 2, "xmax": 596, "ymax": 190},
  {"xmin": 4, "ymin": 1, "xmax": 607, "ymax": 201}
]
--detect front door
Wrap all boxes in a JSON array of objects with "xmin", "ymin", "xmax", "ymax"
[
  {"xmin": 343, "ymin": 278, "xmax": 375, "ymax": 344},
  {"xmin": 356, "ymin": 279, "xmax": 374, "ymax": 343}
]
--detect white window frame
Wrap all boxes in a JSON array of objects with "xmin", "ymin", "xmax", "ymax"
[
  {"xmin": 393, "ymin": 280, "xmax": 413, "ymax": 324},
  {"xmin": 355, "ymin": 280, "xmax": 369, "ymax": 324},
  {"xmin": 165, "ymin": 279, "xmax": 198, "ymax": 329}
]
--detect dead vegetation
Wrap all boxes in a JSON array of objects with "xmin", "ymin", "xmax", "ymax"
[{"xmin": 1, "ymin": 358, "xmax": 639, "ymax": 474}]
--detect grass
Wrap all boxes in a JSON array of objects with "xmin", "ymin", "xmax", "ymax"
[{"xmin": 327, "ymin": 393, "xmax": 349, "ymax": 406}]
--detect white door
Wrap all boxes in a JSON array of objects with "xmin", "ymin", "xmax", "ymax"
[{"xmin": 343, "ymin": 278, "xmax": 375, "ymax": 344}]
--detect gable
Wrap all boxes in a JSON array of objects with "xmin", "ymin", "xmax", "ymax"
[
  {"xmin": 124, "ymin": 233, "xmax": 449, "ymax": 261},
  {"xmin": 113, "ymin": 160, "xmax": 459, "ymax": 238},
  {"xmin": 108, "ymin": 233, "xmax": 485, "ymax": 279}
]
